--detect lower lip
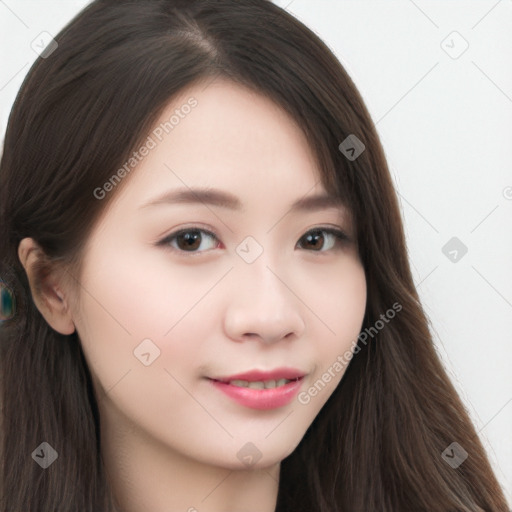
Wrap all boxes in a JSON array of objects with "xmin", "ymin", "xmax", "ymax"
[{"xmin": 209, "ymin": 378, "xmax": 303, "ymax": 410}]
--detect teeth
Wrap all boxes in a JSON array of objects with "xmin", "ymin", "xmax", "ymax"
[
  {"xmin": 231, "ymin": 380, "xmax": 249, "ymax": 387},
  {"xmin": 229, "ymin": 378, "xmax": 292, "ymax": 389}
]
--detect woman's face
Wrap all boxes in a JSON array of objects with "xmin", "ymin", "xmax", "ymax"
[{"xmin": 72, "ymin": 78, "xmax": 367, "ymax": 469}]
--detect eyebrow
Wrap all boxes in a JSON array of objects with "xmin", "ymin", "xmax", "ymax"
[{"xmin": 139, "ymin": 187, "xmax": 347, "ymax": 213}]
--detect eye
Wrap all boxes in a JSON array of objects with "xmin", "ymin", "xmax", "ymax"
[
  {"xmin": 296, "ymin": 227, "xmax": 350, "ymax": 252},
  {"xmin": 156, "ymin": 226, "xmax": 351, "ymax": 255},
  {"xmin": 157, "ymin": 227, "xmax": 220, "ymax": 254}
]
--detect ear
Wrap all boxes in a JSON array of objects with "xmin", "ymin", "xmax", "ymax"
[{"xmin": 18, "ymin": 237, "xmax": 76, "ymax": 335}]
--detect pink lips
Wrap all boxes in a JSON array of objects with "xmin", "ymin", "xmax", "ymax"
[{"xmin": 208, "ymin": 367, "xmax": 305, "ymax": 410}]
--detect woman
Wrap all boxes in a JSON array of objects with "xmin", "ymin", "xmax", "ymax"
[{"xmin": 0, "ymin": 0, "xmax": 508, "ymax": 510}]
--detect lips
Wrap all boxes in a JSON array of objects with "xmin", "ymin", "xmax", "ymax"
[{"xmin": 208, "ymin": 367, "xmax": 306, "ymax": 410}]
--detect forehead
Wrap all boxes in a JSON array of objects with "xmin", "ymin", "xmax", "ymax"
[{"xmin": 102, "ymin": 78, "xmax": 341, "ymax": 220}]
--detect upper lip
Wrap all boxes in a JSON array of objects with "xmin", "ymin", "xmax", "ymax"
[{"xmin": 210, "ymin": 367, "xmax": 306, "ymax": 383}]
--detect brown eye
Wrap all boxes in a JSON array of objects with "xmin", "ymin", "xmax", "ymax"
[
  {"xmin": 159, "ymin": 228, "xmax": 219, "ymax": 253},
  {"xmin": 297, "ymin": 228, "xmax": 349, "ymax": 252}
]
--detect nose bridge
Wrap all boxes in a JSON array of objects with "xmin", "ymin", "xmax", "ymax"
[
  {"xmin": 237, "ymin": 244, "xmax": 282, "ymax": 303},
  {"xmin": 223, "ymin": 239, "xmax": 305, "ymax": 342}
]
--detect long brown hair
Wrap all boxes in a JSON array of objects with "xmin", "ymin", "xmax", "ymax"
[{"xmin": 0, "ymin": 1, "xmax": 508, "ymax": 510}]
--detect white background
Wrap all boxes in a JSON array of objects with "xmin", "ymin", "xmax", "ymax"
[{"xmin": 1, "ymin": 0, "xmax": 511, "ymax": 505}]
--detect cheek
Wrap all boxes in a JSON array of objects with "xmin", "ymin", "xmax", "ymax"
[
  {"xmin": 72, "ymin": 252, "xmax": 208, "ymax": 432},
  {"xmin": 78, "ymin": 243, "xmax": 211, "ymax": 334},
  {"xmin": 302, "ymin": 258, "xmax": 366, "ymax": 400},
  {"xmin": 73, "ymin": 246, "xmax": 220, "ymax": 383},
  {"xmin": 312, "ymin": 256, "xmax": 367, "ymax": 344}
]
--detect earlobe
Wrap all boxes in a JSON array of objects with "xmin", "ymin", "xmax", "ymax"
[{"xmin": 18, "ymin": 237, "xmax": 76, "ymax": 335}]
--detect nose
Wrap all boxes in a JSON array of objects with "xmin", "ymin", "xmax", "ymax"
[{"xmin": 223, "ymin": 256, "xmax": 306, "ymax": 345}]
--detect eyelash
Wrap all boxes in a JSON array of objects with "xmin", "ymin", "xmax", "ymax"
[{"xmin": 156, "ymin": 225, "xmax": 351, "ymax": 256}]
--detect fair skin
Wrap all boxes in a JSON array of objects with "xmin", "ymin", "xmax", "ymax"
[{"xmin": 18, "ymin": 78, "xmax": 367, "ymax": 512}]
